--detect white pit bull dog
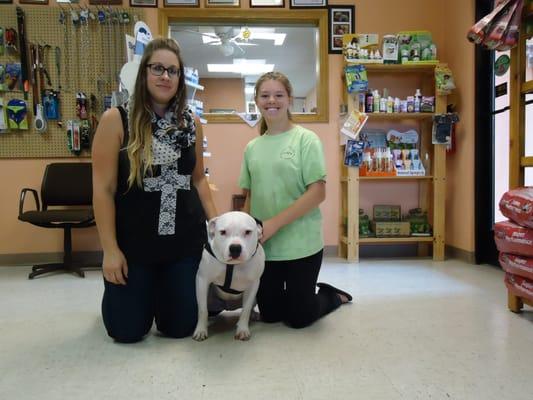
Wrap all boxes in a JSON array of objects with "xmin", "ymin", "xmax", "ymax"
[{"xmin": 192, "ymin": 211, "xmax": 265, "ymax": 341}]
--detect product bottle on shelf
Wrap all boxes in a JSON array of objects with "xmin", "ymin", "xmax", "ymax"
[
  {"xmin": 414, "ymin": 89, "xmax": 422, "ymax": 113},
  {"xmin": 365, "ymin": 89, "xmax": 374, "ymax": 113},
  {"xmin": 423, "ymin": 153, "xmax": 431, "ymax": 175},
  {"xmin": 373, "ymin": 90, "xmax": 380, "ymax": 113}
]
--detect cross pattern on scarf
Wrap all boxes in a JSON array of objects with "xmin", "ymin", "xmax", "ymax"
[{"xmin": 144, "ymin": 163, "xmax": 191, "ymax": 235}]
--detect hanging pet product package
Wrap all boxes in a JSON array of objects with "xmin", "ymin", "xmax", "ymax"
[
  {"xmin": 6, "ymin": 99, "xmax": 28, "ymax": 130},
  {"xmin": 467, "ymin": 0, "xmax": 525, "ymax": 50},
  {"xmin": 432, "ymin": 113, "xmax": 459, "ymax": 145}
]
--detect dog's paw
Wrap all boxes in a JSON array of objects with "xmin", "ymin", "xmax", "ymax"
[
  {"xmin": 192, "ymin": 329, "xmax": 208, "ymax": 341},
  {"xmin": 234, "ymin": 328, "xmax": 251, "ymax": 341}
]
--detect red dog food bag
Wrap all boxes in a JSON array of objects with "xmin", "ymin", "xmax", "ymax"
[
  {"xmin": 499, "ymin": 252, "xmax": 533, "ymax": 281},
  {"xmin": 494, "ymin": 220, "xmax": 533, "ymax": 257},
  {"xmin": 505, "ymin": 272, "xmax": 533, "ymax": 303},
  {"xmin": 499, "ymin": 187, "xmax": 533, "ymax": 228}
]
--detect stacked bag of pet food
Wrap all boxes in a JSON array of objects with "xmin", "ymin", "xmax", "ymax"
[
  {"xmin": 467, "ymin": 0, "xmax": 525, "ymax": 51},
  {"xmin": 494, "ymin": 187, "xmax": 533, "ymax": 306}
]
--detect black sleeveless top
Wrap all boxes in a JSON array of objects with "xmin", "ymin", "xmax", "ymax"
[{"xmin": 115, "ymin": 106, "xmax": 207, "ymax": 265}]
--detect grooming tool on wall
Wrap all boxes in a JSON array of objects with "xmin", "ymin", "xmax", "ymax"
[
  {"xmin": 33, "ymin": 44, "xmax": 47, "ymax": 133},
  {"xmin": 16, "ymin": 7, "xmax": 30, "ymax": 100},
  {"xmin": 38, "ymin": 45, "xmax": 52, "ymax": 88},
  {"xmin": 67, "ymin": 119, "xmax": 81, "ymax": 154},
  {"xmin": 5, "ymin": 28, "xmax": 17, "ymax": 54},
  {"xmin": 55, "ymin": 46, "xmax": 61, "ymax": 91},
  {"xmin": 76, "ymin": 92, "xmax": 88, "ymax": 120},
  {"xmin": 0, "ymin": 97, "xmax": 7, "ymax": 132},
  {"xmin": 0, "ymin": 28, "xmax": 4, "ymax": 56},
  {"xmin": 5, "ymin": 63, "xmax": 21, "ymax": 90},
  {"xmin": 43, "ymin": 90, "xmax": 60, "ymax": 121},
  {"xmin": 0, "ymin": 64, "xmax": 6, "ymax": 91}
]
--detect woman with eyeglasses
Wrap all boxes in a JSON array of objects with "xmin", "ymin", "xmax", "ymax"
[{"xmin": 92, "ymin": 38, "xmax": 217, "ymax": 343}]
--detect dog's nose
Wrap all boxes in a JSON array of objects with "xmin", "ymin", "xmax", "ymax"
[{"xmin": 229, "ymin": 244, "xmax": 242, "ymax": 258}]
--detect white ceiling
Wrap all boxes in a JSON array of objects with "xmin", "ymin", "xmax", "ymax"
[{"xmin": 169, "ymin": 24, "xmax": 318, "ymax": 98}]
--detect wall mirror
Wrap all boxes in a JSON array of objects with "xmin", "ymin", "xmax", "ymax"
[{"xmin": 159, "ymin": 9, "xmax": 329, "ymax": 123}]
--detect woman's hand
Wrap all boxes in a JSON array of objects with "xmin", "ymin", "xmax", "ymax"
[
  {"xmin": 261, "ymin": 219, "xmax": 280, "ymax": 243},
  {"xmin": 102, "ymin": 248, "xmax": 128, "ymax": 285}
]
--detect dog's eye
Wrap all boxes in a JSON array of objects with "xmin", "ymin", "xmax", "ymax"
[
  {"xmin": 219, "ymin": 230, "xmax": 226, "ymax": 236},
  {"xmin": 244, "ymin": 230, "xmax": 252, "ymax": 236}
]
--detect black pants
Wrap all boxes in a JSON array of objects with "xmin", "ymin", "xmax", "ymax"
[
  {"xmin": 257, "ymin": 249, "xmax": 341, "ymax": 329},
  {"xmin": 101, "ymin": 256, "xmax": 200, "ymax": 343}
]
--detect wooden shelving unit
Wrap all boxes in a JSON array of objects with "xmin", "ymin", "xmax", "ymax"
[
  {"xmin": 338, "ymin": 63, "xmax": 448, "ymax": 262},
  {"xmin": 506, "ymin": 28, "xmax": 533, "ymax": 312}
]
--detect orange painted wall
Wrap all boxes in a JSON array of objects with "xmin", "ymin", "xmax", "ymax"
[
  {"xmin": 442, "ymin": 0, "xmax": 476, "ymax": 253},
  {"xmin": 0, "ymin": 1, "xmax": 476, "ymax": 258}
]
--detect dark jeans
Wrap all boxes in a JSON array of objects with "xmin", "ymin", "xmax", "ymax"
[
  {"xmin": 257, "ymin": 249, "xmax": 341, "ymax": 329},
  {"xmin": 101, "ymin": 256, "xmax": 199, "ymax": 343}
]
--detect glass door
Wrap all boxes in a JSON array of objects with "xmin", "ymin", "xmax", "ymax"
[
  {"xmin": 523, "ymin": 38, "xmax": 533, "ymax": 184},
  {"xmin": 475, "ymin": 1, "xmax": 533, "ymax": 265},
  {"xmin": 493, "ymin": 49, "xmax": 511, "ymax": 224}
]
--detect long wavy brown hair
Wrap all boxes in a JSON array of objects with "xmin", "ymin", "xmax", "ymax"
[
  {"xmin": 254, "ymin": 71, "xmax": 293, "ymax": 135},
  {"xmin": 127, "ymin": 37, "xmax": 187, "ymax": 189}
]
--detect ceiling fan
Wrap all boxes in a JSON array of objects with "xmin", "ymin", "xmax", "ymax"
[{"xmin": 179, "ymin": 26, "xmax": 256, "ymax": 56}]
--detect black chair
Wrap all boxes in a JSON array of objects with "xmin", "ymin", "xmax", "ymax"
[{"xmin": 18, "ymin": 162, "xmax": 96, "ymax": 279}]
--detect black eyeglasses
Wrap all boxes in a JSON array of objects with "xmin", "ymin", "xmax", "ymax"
[{"xmin": 147, "ymin": 63, "xmax": 180, "ymax": 79}]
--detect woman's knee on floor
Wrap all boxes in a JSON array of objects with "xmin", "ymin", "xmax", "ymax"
[
  {"xmin": 156, "ymin": 306, "xmax": 198, "ymax": 338},
  {"xmin": 257, "ymin": 299, "xmax": 285, "ymax": 323},
  {"xmin": 105, "ymin": 320, "xmax": 152, "ymax": 343},
  {"xmin": 157, "ymin": 319, "xmax": 197, "ymax": 339},
  {"xmin": 284, "ymin": 301, "xmax": 319, "ymax": 329},
  {"xmin": 285, "ymin": 311, "xmax": 317, "ymax": 329}
]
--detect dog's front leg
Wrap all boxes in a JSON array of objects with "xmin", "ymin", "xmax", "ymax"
[
  {"xmin": 235, "ymin": 280, "xmax": 260, "ymax": 341},
  {"xmin": 192, "ymin": 274, "xmax": 210, "ymax": 341}
]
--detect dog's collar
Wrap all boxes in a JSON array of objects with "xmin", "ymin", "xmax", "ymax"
[{"xmin": 204, "ymin": 240, "xmax": 260, "ymax": 296}]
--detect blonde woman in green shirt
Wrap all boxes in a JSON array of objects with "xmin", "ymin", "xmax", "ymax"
[{"xmin": 239, "ymin": 72, "xmax": 352, "ymax": 328}]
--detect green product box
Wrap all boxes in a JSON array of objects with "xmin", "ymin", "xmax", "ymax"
[
  {"xmin": 371, "ymin": 221, "xmax": 411, "ymax": 237},
  {"xmin": 373, "ymin": 205, "xmax": 401, "ymax": 222}
]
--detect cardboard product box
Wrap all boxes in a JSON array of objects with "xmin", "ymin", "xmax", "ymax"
[
  {"xmin": 372, "ymin": 221, "xmax": 411, "ymax": 237},
  {"xmin": 373, "ymin": 205, "xmax": 401, "ymax": 222}
]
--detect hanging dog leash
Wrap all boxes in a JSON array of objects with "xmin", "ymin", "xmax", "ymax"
[
  {"xmin": 55, "ymin": 46, "xmax": 61, "ymax": 91},
  {"xmin": 38, "ymin": 44, "xmax": 53, "ymax": 88},
  {"xmin": 16, "ymin": 7, "xmax": 30, "ymax": 100}
]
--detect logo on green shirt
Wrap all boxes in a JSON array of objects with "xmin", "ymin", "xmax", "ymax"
[{"xmin": 280, "ymin": 147, "xmax": 295, "ymax": 159}]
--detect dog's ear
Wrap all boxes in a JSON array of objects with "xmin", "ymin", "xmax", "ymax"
[
  {"xmin": 256, "ymin": 220, "xmax": 263, "ymax": 240},
  {"xmin": 207, "ymin": 217, "xmax": 218, "ymax": 240}
]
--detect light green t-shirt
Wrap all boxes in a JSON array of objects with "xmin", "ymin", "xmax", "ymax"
[{"xmin": 239, "ymin": 125, "xmax": 326, "ymax": 261}]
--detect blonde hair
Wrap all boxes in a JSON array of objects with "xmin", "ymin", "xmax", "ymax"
[
  {"xmin": 254, "ymin": 71, "xmax": 293, "ymax": 135},
  {"xmin": 127, "ymin": 37, "xmax": 187, "ymax": 189}
]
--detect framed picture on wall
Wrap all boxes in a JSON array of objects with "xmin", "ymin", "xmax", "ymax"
[
  {"xmin": 205, "ymin": 0, "xmax": 240, "ymax": 7},
  {"xmin": 289, "ymin": 0, "xmax": 326, "ymax": 8},
  {"xmin": 328, "ymin": 5, "xmax": 355, "ymax": 54},
  {"xmin": 164, "ymin": 0, "xmax": 200, "ymax": 6},
  {"xmin": 250, "ymin": 0, "xmax": 284, "ymax": 7},
  {"xmin": 130, "ymin": 0, "xmax": 158, "ymax": 7},
  {"xmin": 89, "ymin": 0, "xmax": 122, "ymax": 5},
  {"xmin": 19, "ymin": 0, "xmax": 48, "ymax": 4}
]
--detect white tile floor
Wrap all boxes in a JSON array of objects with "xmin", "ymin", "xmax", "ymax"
[{"xmin": 1, "ymin": 258, "xmax": 532, "ymax": 400}]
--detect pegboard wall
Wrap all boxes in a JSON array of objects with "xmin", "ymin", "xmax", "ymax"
[{"xmin": 0, "ymin": 5, "xmax": 144, "ymax": 158}]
